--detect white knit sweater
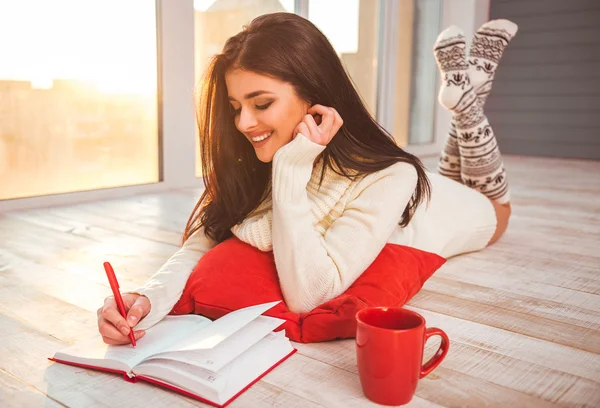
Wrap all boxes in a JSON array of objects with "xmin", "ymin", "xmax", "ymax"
[{"xmin": 131, "ymin": 134, "xmax": 497, "ymax": 330}]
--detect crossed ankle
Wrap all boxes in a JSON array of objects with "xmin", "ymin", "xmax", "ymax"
[
  {"xmin": 468, "ymin": 19, "xmax": 518, "ymax": 98},
  {"xmin": 433, "ymin": 26, "xmax": 473, "ymax": 111}
]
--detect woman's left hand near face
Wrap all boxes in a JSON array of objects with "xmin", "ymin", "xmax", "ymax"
[{"xmin": 294, "ymin": 104, "xmax": 343, "ymax": 146}]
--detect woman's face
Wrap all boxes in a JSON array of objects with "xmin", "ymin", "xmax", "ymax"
[{"xmin": 225, "ymin": 69, "xmax": 310, "ymax": 163}]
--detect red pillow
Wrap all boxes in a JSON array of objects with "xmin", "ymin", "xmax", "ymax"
[{"xmin": 169, "ymin": 237, "xmax": 445, "ymax": 343}]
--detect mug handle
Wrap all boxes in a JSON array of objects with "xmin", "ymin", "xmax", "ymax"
[{"xmin": 420, "ymin": 327, "xmax": 450, "ymax": 379}]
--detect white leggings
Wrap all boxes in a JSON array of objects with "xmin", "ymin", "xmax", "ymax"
[{"xmin": 388, "ymin": 172, "xmax": 497, "ymax": 259}]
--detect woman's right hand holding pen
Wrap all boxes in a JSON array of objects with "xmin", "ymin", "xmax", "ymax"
[{"xmin": 97, "ymin": 293, "xmax": 150, "ymax": 345}]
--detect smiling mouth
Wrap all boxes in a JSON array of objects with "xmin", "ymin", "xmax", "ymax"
[{"xmin": 250, "ymin": 131, "xmax": 272, "ymax": 143}]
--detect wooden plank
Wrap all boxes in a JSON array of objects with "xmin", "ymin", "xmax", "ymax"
[
  {"xmin": 227, "ymin": 381, "xmax": 323, "ymax": 408},
  {"xmin": 491, "ymin": 233, "xmax": 600, "ymax": 271},
  {"xmin": 423, "ymin": 276, "xmax": 600, "ymax": 331},
  {"xmin": 294, "ymin": 342, "xmax": 561, "ymax": 408},
  {"xmin": 510, "ymin": 174, "xmax": 600, "ymax": 193},
  {"xmin": 491, "ymin": 79, "xmax": 600, "ymax": 96},
  {"xmin": 505, "ymin": 10, "xmax": 600, "ymax": 32},
  {"xmin": 72, "ymin": 191, "xmax": 198, "ymax": 233},
  {"xmin": 460, "ymin": 241, "xmax": 600, "ymax": 282},
  {"xmin": 513, "ymin": 208, "xmax": 600, "ymax": 230},
  {"xmin": 500, "ymin": 221, "xmax": 600, "ymax": 258},
  {"xmin": 0, "ymin": 250, "xmax": 125, "ymax": 314},
  {"xmin": 492, "ymin": 125, "xmax": 599, "ymax": 144},
  {"xmin": 486, "ymin": 110, "xmax": 600, "ymax": 127},
  {"xmin": 510, "ymin": 27, "xmax": 600, "ymax": 48},
  {"xmin": 498, "ymin": 140, "xmax": 600, "ymax": 160},
  {"xmin": 260, "ymin": 352, "xmax": 444, "ymax": 408},
  {"xmin": 400, "ymin": 307, "xmax": 600, "ymax": 383},
  {"xmin": 434, "ymin": 342, "xmax": 600, "ymax": 407},
  {"xmin": 492, "ymin": 0, "xmax": 600, "ymax": 18},
  {"xmin": 512, "ymin": 209, "xmax": 600, "ymax": 235},
  {"xmin": 503, "ymin": 47, "xmax": 600, "ymax": 71},
  {"xmin": 492, "ymin": 62, "xmax": 600, "ymax": 80},
  {"xmin": 173, "ymin": 187, "xmax": 205, "ymax": 201},
  {"xmin": 511, "ymin": 186, "xmax": 600, "ymax": 209},
  {"xmin": 296, "ymin": 336, "xmax": 600, "ymax": 407},
  {"xmin": 0, "ymin": 271, "xmax": 104, "ymax": 343},
  {"xmin": 0, "ymin": 370, "xmax": 65, "ymax": 408},
  {"xmin": 413, "ymin": 366, "xmax": 561, "ymax": 408},
  {"xmin": 504, "ymin": 155, "xmax": 600, "ymax": 175},
  {"xmin": 0, "ymin": 214, "xmax": 176, "ymax": 287},
  {"xmin": 41, "ymin": 206, "xmax": 181, "ymax": 246},
  {"xmin": 408, "ymin": 289, "xmax": 600, "ymax": 354},
  {"xmin": 486, "ymin": 96, "xmax": 600, "ymax": 113},
  {"xmin": 461, "ymin": 222, "xmax": 600, "ymax": 274},
  {"xmin": 436, "ymin": 258, "xmax": 600, "ymax": 313},
  {"xmin": 509, "ymin": 188, "xmax": 600, "ymax": 213}
]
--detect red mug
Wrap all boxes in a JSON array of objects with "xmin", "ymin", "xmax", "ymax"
[{"xmin": 356, "ymin": 307, "xmax": 449, "ymax": 406}]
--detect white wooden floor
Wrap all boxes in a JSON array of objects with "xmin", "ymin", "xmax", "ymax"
[{"xmin": 1, "ymin": 155, "xmax": 599, "ymax": 408}]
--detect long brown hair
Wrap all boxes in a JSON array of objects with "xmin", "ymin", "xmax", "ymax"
[{"xmin": 183, "ymin": 12, "xmax": 430, "ymax": 244}]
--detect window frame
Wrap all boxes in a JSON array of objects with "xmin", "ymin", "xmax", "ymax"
[
  {"xmin": 376, "ymin": 0, "xmax": 491, "ymax": 158},
  {"xmin": 0, "ymin": 0, "xmax": 201, "ymax": 212}
]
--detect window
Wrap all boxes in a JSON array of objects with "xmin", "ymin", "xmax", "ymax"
[
  {"xmin": 308, "ymin": 0, "xmax": 442, "ymax": 148},
  {"xmin": 1, "ymin": 0, "xmax": 449, "ymax": 208},
  {"xmin": 407, "ymin": 0, "xmax": 442, "ymax": 146},
  {"xmin": 379, "ymin": 0, "xmax": 442, "ymax": 148},
  {"xmin": 308, "ymin": 0, "xmax": 380, "ymax": 117},
  {"xmin": 0, "ymin": 0, "xmax": 159, "ymax": 200}
]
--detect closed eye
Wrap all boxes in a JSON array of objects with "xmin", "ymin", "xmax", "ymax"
[
  {"xmin": 256, "ymin": 101, "xmax": 273, "ymax": 110},
  {"xmin": 231, "ymin": 101, "xmax": 273, "ymax": 116}
]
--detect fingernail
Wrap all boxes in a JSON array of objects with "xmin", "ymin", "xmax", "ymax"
[
  {"xmin": 120, "ymin": 326, "xmax": 130, "ymax": 336},
  {"xmin": 136, "ymin": 331, "xmax": 145, "ymax": 339},
  {"xmin": 128, "ymin": 316, "xmax": 138, "ymax": 326}
]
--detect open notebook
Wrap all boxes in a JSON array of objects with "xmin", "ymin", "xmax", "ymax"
[{"xmin": 50, "ymin": 302, "xmax": 296, "ymax": 408}]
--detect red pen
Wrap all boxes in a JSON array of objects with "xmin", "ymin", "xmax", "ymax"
[{"xmin": 103, "ymin": 261, "xmax": 136, "ymax": 347}]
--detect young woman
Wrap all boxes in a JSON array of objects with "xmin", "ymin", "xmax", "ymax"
[{"xmin": 97, "ymin": 13, "xmax": 515, "ymax": 345}]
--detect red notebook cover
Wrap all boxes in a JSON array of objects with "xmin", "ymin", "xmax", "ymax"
[{"xmin": 48, "ymin": 348, "xmax": 297, "ymax": 408}]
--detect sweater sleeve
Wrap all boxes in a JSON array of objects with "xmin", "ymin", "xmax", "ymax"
[
  {"xmin": 271, "ymin": 134, "xmax": 418, "ymax": 313},
  {"xmin": 126, "ymin": 227, "xmax": 217, "ymax": 330}
]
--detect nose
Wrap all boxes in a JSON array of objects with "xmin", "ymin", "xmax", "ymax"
[{"xmin": 236, "ymin": 107, "xmax": 258, "ymax": 133}]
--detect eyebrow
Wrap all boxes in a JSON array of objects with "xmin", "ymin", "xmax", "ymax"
[{"xmin": 228, "ymin": 90, "xmax": 274, "ymax": 101}]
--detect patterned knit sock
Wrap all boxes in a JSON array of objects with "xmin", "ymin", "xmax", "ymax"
[
  {"xmin": 437, "ymin": 21, "xmax": 517, "ymax": 183},
  {"xmin": 434, "ymin": 26, "xmax": 510, "ymax": 203},
  {"xmin": 468, "ymin": 19, "xmax": 518, "ymax": 103},
  {"xmin": 455, "ymin": 98, "xmax": 510, "ymax": 203},
  {"xmin": 437, "ymin": 121, "xmax": 462, "ymax": 183},
  {"xmin": 433, "ymin": 26, "xmax": 477, "ymax": 112},
  {"xmin": 434, "ymin": 26, "xmax": 476, "ymax": 182}
]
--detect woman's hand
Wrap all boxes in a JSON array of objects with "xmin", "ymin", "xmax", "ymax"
[
  {"xmin": 97, "ymin": 293, "xmax": 150, "ymax": 345},
  {"xmin": 294, "ymin": 104, "xmax": 343, "ymax": 146}
]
